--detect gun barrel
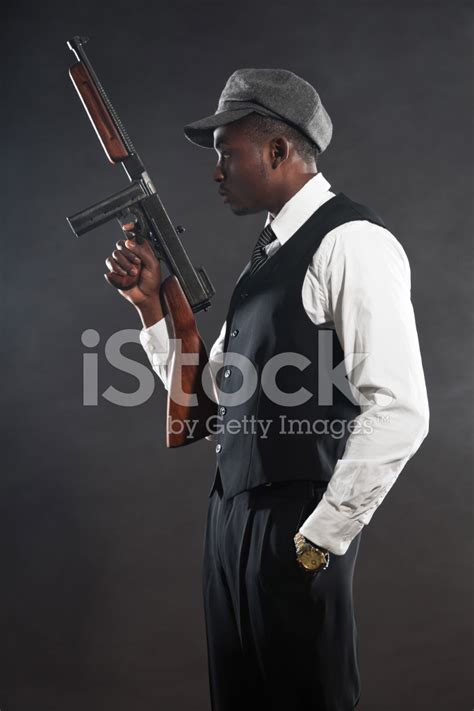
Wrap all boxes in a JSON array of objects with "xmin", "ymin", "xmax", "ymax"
[{"xmin": 67, "ymin": 35, "xmax": 137, "ymax": 164}]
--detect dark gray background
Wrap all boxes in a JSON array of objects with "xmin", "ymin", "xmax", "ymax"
[{"xmin": 2, "ymin": 1, "xmax": 472, "ymax": 709}]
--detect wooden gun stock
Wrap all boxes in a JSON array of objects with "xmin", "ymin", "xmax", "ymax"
[
  {"xmin": 69, "ymin": 62, "xmax": 130, "ymax": 164},
  {"xmin": 160, "ymin": 275, "xmax": 217, "ymax": 447}
]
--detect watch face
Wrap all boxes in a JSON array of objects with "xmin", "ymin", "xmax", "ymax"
[{"xmin": 298, "ymin": 546, "xmax": 325, "ymax": 572}]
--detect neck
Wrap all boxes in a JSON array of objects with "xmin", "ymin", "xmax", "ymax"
[{"xmin": 268, "ymin": 170, "xmax": 318, "ymax": 218}]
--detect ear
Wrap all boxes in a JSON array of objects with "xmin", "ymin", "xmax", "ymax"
[{"xmin": 269, "ymin": 136, "xmax": 290, "ymax": 168}]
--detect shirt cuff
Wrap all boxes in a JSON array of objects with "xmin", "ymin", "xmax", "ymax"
[
  {"xmin": 299, "ymin": 496, "xmax": 365, "ymax": 556},
  {"xmin": 139, "ymin": 317, "xmax": 171, "ymax": 366}
]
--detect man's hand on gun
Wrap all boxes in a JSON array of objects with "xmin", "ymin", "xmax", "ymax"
[
  {"xmin": 104, "ymin": 223, "xmax": 160, "ymax": 302},
  {"xmin": 104, "ymin": 224, "xmax": 165, "ymax": 327}
]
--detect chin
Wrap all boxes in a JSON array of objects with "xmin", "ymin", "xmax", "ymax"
[
  {"xmin": 230, "ymin": 205, "xmax": 249, "ymax": 216},
  {"xmin": 230, "ymin": 203, "xmax": 260, "ymax": 216}
]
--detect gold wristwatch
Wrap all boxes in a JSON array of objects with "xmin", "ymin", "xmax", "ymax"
[{"xmin": 294, "ymin": 532, "xmax": 330, "ymax": 573}]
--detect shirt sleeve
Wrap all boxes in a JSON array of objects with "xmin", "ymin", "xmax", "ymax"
[
  {"xmin": 139, "ymin": 315, "xmax": 173, "ymax": 390},
  {"xmin": 138, "ymin": 316, "xmax": 227, "ymax": 442},
  {"xmin": 208, "ymin": 320, "xmax": 227, "ymax": 402},
  {"xmin": 299, "ymin": 220, "xmax": 430, "ymax": 556}
]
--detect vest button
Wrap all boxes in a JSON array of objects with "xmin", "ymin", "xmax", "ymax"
[
  {"xmin": 219, "ymin": 406, "xmax": 226, "ymax": 416},
  {"xmin": 231, "ymin": 329, "xmax": 239, "ymax": 337},
  {"xmin": 224, "ymin": 368, "xmax": 231, "ymax": 378},
  {"xmin": 240, "ymin": 292, "xmax": 248, "ymax": 299},
  {"xmin": 215, "ymin": 444, "xmax": 222, "ymax": 453}
]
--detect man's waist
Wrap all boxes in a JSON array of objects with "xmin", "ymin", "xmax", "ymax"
[{"xmin": 210, "ymin": 468, "xmax": 328, "ymax": 500}]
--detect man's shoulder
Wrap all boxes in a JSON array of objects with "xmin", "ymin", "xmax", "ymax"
[
  {"xmin": 314, "ymin": 216, "xmax": 410, "ymax": 277},
  {"xmin": 315, "ymin": 191, "xmax": 385, "ymax": 223},
  {"xmin": 303, "ymin": 191, "xmax": 387, "ymax": 248}
]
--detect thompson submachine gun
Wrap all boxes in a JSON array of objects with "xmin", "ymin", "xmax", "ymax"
[{"xmin": 66, "ymin": 35, "xmax": 217, "ymax": 447}]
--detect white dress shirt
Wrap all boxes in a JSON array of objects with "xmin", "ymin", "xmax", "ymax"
[{"xmin": 139, "ymin": 172, "xmax": 430, "ymax": 556}]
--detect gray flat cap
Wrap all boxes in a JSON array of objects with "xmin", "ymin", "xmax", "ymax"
[{"xmin": 183, "ymin": 67, "xmax": 333, "ymax": 153}]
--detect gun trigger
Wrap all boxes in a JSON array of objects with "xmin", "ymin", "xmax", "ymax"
[{"xmin": 118, "ymin": 210, "xmax": 147, "ymax": 244}]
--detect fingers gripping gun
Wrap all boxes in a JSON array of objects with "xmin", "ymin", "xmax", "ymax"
[{"xmin": 66, "ymin": 36, "xmax": 217, "ymax": 447}]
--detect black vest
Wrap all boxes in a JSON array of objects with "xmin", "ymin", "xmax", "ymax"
[{"xmin": 209, "ymin": 192, "xmax": 386, "ymax": 499}]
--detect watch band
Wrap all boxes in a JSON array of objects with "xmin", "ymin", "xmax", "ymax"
[{"xmin": 302, "ymin": 535, "xmax": 329, "ymax": 555}]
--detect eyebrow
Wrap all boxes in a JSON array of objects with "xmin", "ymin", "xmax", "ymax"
[{"xmin": 215, "ymin": 140, "xmax": 230, "ymax": 149}]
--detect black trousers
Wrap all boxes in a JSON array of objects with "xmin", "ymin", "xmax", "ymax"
[{"xmin": 202, "ymin": 473, "xmax": 362, "ymax": 711}]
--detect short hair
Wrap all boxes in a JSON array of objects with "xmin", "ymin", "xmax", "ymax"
[{"xmin": 236, "ymin": 112, "xmax": 320, "ymax": 163}]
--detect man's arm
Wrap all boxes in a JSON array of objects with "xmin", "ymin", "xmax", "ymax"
[
  {"xmin": 139, "ymin": 316, "xmax": 226, "ymax": 393},
  {"xmin": 104, "ymin": 228, "xmax": 221, "ymax": 443},
  {"xmin": 299, "ymin": 221, "xmax": 430, "ymax": 556},
  {"xmin": 140, "ymin": 316, "xmax": 227, "ymax": 441}
]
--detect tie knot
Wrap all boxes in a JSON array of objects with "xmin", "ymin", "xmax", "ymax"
[
  {"xmin": 256, "ymin": 224, "xmax": 276, "ymax": 249},
  {"xmin": 249, "ymin": 224, "xmax": 276, "ymax": 275}
]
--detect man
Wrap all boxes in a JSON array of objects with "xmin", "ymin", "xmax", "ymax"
[{"xmin": 104, "ymin": 69, "xmax": 430, "ymax": 710}]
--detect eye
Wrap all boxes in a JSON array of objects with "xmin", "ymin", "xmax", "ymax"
[{"xmin": 221, "ymin": 151, "xmax": 231, "ymax": 159}]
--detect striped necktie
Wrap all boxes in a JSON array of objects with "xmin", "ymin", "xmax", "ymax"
[{"xmin": 249, "ymin": 224, "xmax": 277, "ymax": 275}]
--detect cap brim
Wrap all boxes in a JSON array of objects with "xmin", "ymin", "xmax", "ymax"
[{"xmin": 183, "ymin": 108, "xmax": 258, "ymax": 148}]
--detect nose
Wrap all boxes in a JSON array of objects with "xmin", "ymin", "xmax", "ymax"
[{"xmin": 214, "ymin": 162, "xmax": 225, "ymax": 183}]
